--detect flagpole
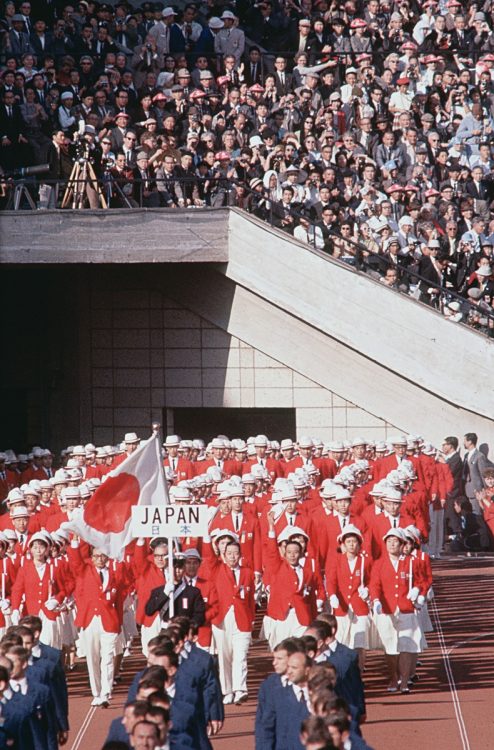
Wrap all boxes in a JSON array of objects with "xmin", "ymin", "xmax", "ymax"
[{"xmin": 153, "ymin": 421, "xmax": 175, "ymax": 619}]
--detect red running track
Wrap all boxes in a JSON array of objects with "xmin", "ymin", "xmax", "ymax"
[{"xmin": 67, "ymin": 556, "xmax": 494, "ymax": 750}]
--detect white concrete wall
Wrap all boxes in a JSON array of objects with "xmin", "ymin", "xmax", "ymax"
[{"xmin": 87, "ymin": 280, "xmax": 390, "ymax": 445}]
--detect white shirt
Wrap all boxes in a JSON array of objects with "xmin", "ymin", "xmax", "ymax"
[
  {"xmin": 10, "ymin": 678, "xmax": 28, "ymax": 695},
  {"xmin": 291, "ymin": 564, "xmax": 303, "ymax": 590},
  {"xmin": 98, "ymin": 566, "xmax": 109, "ymax": 590}
]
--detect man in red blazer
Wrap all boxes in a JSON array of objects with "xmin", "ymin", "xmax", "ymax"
[
  {"xmin": 183, "ymin": 548, "xmax": 219, "ymax": 651},
  {"xmin": 242, "ymin": 435, "xmax": 283, "ymax": 480},
  {"xmin": 369, "ymin": 487, "xmax": 415, "ymax": 557},
  {"xmin": 201, "ymin": 438, "xmax": 243, "ymax": 478},
  {"xmin": 374, "ymin": 435, "xmax": 425, "ymax": 485},
  {"xmin": 68, "ymin": 537, "xmax": 131, "ymax": 707},
  {"xmin": 262, "ymin": 510, "xmax": 318, "ymax": 650},
  {"xmin": 133, "ymin": 537, "xmax": 170, "ymax": 655},
  {"xmin": 209, "ymin": 486, "xmax": 262, "ymax": 576},
  {"xmin": 163, "ymin": 435, "xmax": 195, "ymax": 481},
  {"xmin": 112, "ymin": 432, "xmax": 141, "ymax": 469},
  {"xmin": 208, "ymin": 537, "xmax": 255, "ymax": 705}
]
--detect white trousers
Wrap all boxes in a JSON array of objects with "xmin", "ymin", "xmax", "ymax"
[
  {"xmin": 212, "ymin": 607, "xmax": 251, "ymax": 696},
  {"xmin": 429, "ymin": 507, "xmax": 444, "ymax": 557},
  {"xmin": 263, "ymin": 609, "xmax": 306, "ymax": 652},
  {"xmin": 140, "ymin": 616, "xmax": 161, "ymax": 657},
  {"xmin": 79, "ymin": 616, "xmax": 118, "ymax": 698}
]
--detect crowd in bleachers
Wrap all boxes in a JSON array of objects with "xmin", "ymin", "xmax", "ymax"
[{"xmin": 2, "ymin": 2, "xmax": 494, "ymax": 328}]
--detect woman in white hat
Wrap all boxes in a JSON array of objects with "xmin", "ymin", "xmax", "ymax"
[
  {"xmin": 369, "ymin": 528, "xmax": 425, "ymax": 693},
  {"xmin": 326, "ymin": 525, "xmax": 372, "ymax": 670}
]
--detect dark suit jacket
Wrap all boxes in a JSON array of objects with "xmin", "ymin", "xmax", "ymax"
[
  {"xmin": 445, "ymin": 452, "xmax": 463, "ymax": 499},
  {"xmin": 273, "ymin": 71, "xmax": 293, "ymax": 97},
  {"xmin": 145, "ymin": 582, "xmax": 206, "ymax": 626},
  {"xmin": 255, "ymin": 673, "xmax": 289, "ymax": 748},
  {"xmin": 326, "ymin": 642, "xmax": 366, "ymax": 720},
  {"xmin": 259, "ymin": 682, "xmax": 309, "ymax": 750},
  {"xmin": 106, "ymin": 717, "xmax": 130, "ymax": 746}
]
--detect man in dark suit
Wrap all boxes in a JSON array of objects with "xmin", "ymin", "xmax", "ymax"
[
  {"xmin": 255, "ymin": 638, "xmax": 301, "ymax": 748},
  {"xmin": 307, "ymin": 618, "xmax": 366, "ymax": 722},
  {"xmin": 9, "ymin": 15, "xmax": 33, "ymax": 59},
  {"xmin": 105, "ymin": 700, "xmax": 149, "ymax": 746},
  {"xmin": 0, "ymin": 89, "xmax": 29, "ymax": 169},
  {"xmin": 463, "ymin": 432, "xmax": 489, "ymax": 514},
  {"xmin": 466, "ymin": 166, "xmax": 492, "ymax": 203},
  {"xmin": 441, "ymin": 436, "xmax": 464, "ymax": 534},
  {"xmin": 243, "ymin": 47, "xmax": 264, "ymax": 86},
  {"xmin": 273, "ymin": 57, "xmax": 293, "ymax": 97},
  {"xmin": 258, "ymin": 648, "xmax": 311, "ymax": 750},
  {"xmin": 448, "ymin": 15, "xmax": 474, "ymax": 53},
  {"xmin": 145, "ymin": 560, "xmax": 206, "ymax": 626}
]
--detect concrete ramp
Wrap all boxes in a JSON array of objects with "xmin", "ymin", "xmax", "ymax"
[{"xmin": 166, "ymin": 210, "xmax": 494, "ymax": 445}]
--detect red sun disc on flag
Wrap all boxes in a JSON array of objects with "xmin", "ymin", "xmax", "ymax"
[{"xmin": 84, "ymin": 473, "xmax": 140, "ymax": 533}]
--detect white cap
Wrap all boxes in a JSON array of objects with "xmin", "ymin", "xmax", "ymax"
[
  {"xmin": 124, "ymin": 432, "xmax": 140, "ymax": 444},
  {"xmin": 71, "ymin": 445, "xmax": 85, "ymax": 456},
  {"xmin": 211, "ymin": 528, "xmax": 239, "ymax": 542},
  {"xmin": 281, "ymin": 485, "xmax": 297, "ymax": 502},
  {"xmin": 221, "ymin": 10, "xmax": 236, "ymax": 19},
  {"xmin": 61, "ymin": 487, "xmax": 81, "ymax": 501},
  {"xmin": 337, "ymin": 524, "xmax": 363, "ymax": 543},
  {"xmin": 10, "ymin": 506, "xmax": 29, "ymax": 519},
  {"xmin": 254, "ymin": 434, "xmax": 268, "ymax": 447},
  {"xmin": 383, "ymin": 527, "xmax": 406, "ymax": 542},
  {"xmin": 298, "ymin": 436, "xmax": 313, "ymax": 449},
  {"xmin": 164, "ymin": 435, "xmax": 180, "ymax": 447},
  {"xmin": 280, "ymin": 439, "xmax": 294, "ymax": 451},
  {"xmin": 382, "ymin": 487, "xmax": 403, "ymax": 502},
  {"xmin": 162, "ymin": 6, "xmax": 177, "ymax": 16},
  {"xmin": 327, "ymin": 441, "xmax": 346, "ymax": 452},
  {"xmin": 211, "ymin": 438, "xmax": 226, "ymax": 449},
  {"xmin": 241, "ymin": 473, "xmax": 256, "ymax": 484},
  {"xmin": 7, "ymin": 488, "xmax": 24, "ymax": 505},
  {"xmin": 351, "ymin": 436, "xmax": 368, "ymax": 447},
  {"xmin": 334, "ymin": 487, "xmax": 352, "ymax": 501},
  {"xmin": 29, "ymin": 531, "xmax": 52, "ymax": 547},
  {"xmin": 388, "ymin": 434, "xmax": 407, "ymax": 445},
  {"xmin": 277, "ymin": 525, "xmax": 309, "ymax": 544}
]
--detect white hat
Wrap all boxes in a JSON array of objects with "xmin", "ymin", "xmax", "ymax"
[
  {"xmin": 211, "ymin": 437, "xmax": 226, "ymax": 449},
  {"xmin": 71, "ymin": 445, "xmax": 85, "ymax": 456},
  {"xmin": 53, "ymin": 469, "xmax": 69, "ymax": 485},
  {"xmin": 221, "ymin": 9, "xmax": 236, "ymax": 19},
  {"xmin": 29, "ymin": 531, "xmax": 52, "ymax": 547},
  {"xmin": 250, "ymin": 464, "xmax": 268, "ymax": 479},
  {"xmin": 0, "ymin": 532, "xmax": 8, "ymax": 547},
  {"xmin": 164, "ymin": 435, "xmax": 180, "ymax": 447},
  {"xmin": 211, "ymin": 528, "xmax": 239, "ymax": 542},
  {"xmin": 254, "ymin": 434, "xmax": 268, "ymax": 447},
  {"xmin": 61, "ymin": 487, "xmax": 81, "ymax": 501},
  {"xmin": 208, "ymin": 16, "xmax": 224, "ymax": 29},
  {"xmin": 383, "ymin": 527, "xmax": 406, "ymax": 542},
  {"xmin": 233, "ymin": 439, "xmax": 247, "ymax": 452},
  {"xmin": 337, "ymin": 524, "xmax": 363, "ymax": 543},
  {"xmin": 327, "ymin": 441, "xmax": 346, "ymax": 452},
  {"xmin": 2, "ymin": 529, "xmax": 17, "ymax": 542},
  {"xmin": 404, "ymin": 525, "xmax": 422, "ymax": 542},
  {"xmin": 280, "ymin": 439, "xmax": 294, "ymax": 451},
  {"xmin": 172, "ymin": 487, "xmax": 191, "ymax": 503},
  {"xmin": 320, "ymin": 480, "xmax": 337, "ymax": 498},
  {"xmin": 162, "ymin": 6, "xmax": 177, "ymax": 16},
  {"xmin": 39, "ymin": 480, "xmax": 52, "ymax": 491},
  {"xmin": 241, "ymin": 473, "xmax": 256, "ymax": 484},
  {"xmin": 375, "ymin": 441, "xmax": 387, "ymax": 452},
  {"xmin": 206, "ymin": 466, "xmax": 223, "ymax": 482},
  {"xmin": 388, "ymin": 434, "xmax": 407, "ymax": 445},
  {"xmin": 281, "ymin": 485, "xmax": 297, "ymax": 502},
  {"xmin": 124, "ymin": 432, "xmax": 140, "ymax": 444},
  {"xmin": 351, "ymin": 436, "xmax": 368, "ymax": 447},
  {"xmin": 475, "ymin": 265, "xmax": 492, "ymax": 277},
  {"xmin": 10, "ymin": 506, "xmax": 29, "ymax": 519},
  {"xmin": 7, "ymin": 488, "xmax": 24, "ymax": 505},
  {"xmin": 334, "ymin": 487, "xmax": 352, "ymax": 501},
  {"xmin": 298, "ymin": 435, "xmax": 313, "ymax": 449},
  {"xmin": 277, "ymin": 525, "xmax": 309, "ymax": 544},
  {"xmin": 183, "ymin": 548, "xmax": 202, "ymax": 560},
  {"xmin": 422, "ymin": 442, "xmax": 436, "ymax": 456},
  {"xmin": 382, "ymin": 487, "xmax": 403, "ymax": 502},
  {"xmin": 60, "ymin": 91, "xmax": 73, "ymax": 101},
  {"xmin": 85, "ymin": 443, "xmax": 96, "ymax": 453}
]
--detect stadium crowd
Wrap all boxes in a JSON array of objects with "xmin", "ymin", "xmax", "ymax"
[
  {"xmin": 2, "ymin": 2, "xmax": 494, "ymax": 328},
  {"xmin": 0, "ymin": 429, "xmax": 493, "ymax": 749}
]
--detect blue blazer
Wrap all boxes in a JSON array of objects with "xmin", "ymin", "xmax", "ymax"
[
  {"xmin": 106, "ymin": 716, "xmax": 130, "ymax": 746},
  {"xmin": 326, "ymin": 643, "xmax": 366, "ymax": 720},
  {"xmin": 257, "ymin": 681, "xmax": 309, "ymax": 750},
  {"xmin": 9, "ymin": 681, "xmax": 58, "ymax": 750},
  {"xmin": 28, "ymin": 656, "xmax": 69, "ymax": 733},
  {"xmin": 186, "ymin": 645, "xmax": 224, "ymax": 723},
  {"xmin": 255, "ymin": 673, "xmax": 289, "ymax": 749}
]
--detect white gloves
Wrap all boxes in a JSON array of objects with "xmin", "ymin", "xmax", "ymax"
[
  {"xmin": 164, "ymin": 582, "xmax": 175, "ymax": 597},
  {"xmin": 0, "ymin": 599, "xmax": 10, "ymax": 613},
  {"xmin": 11, "ymin": 610, "xmax": 19, "ymax": 625},
  {"xmin": 44, "ymin": 598, "xmax": 59, "ymax": 611},
  {"xmin": 415, "ymin": 595, "xmax": 425, "ymax": 609},
  {"xmin": 407, "ymin": 586, "xmax": 420, "ymax": 602},
  {"xmin": 426, "ymin": 587, "xmax": 434, "ymax": 601},
  {"xmin": 358, "ymin": 586, "xmax": 369, "ymax": 601},
  {"xmin": 316, "ymin": 599, "xmax": 324, "ymax": 612},
  {"xmin": 373, "ymin": 600, "xmax": 382, "ymax": 616},
  {"xmin": 329, "ymin": 594, "xmax": 340, "ymax": 610}
]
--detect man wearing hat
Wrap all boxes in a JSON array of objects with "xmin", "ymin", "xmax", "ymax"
[
  {"xmin": 163, "ymin": 436, "xmax": 194, "ymax": 480},
  {"xmin": 210, "ymin": 486, "xmax": 262, "ymax": 574},
  {"xmin": 149, "ymin": 6, "xmax": 183, "ymax": 54},
  {"xmin": 145, "ymin": 554, "xmax": 206, "ymax": 629},
  {"xmin": 183, "ymin": 548, "xmax": 219, "ymax": 652},
  {"xmin": 375, "ymin": 436, "xmax": 425, "ymax": 484},
  {"xmin": 242, "ymin": 435, "xmax": 282, "ymax": 480},
  {"xmin": 112, "ymin": 432, "xmax": 141, "ymax": 468},
  {"xmin": 215, "ymin": 10, "xmax": 245, "ymax": 64},
  {"xmin": 368, "ymin": 488, "xmax": 415, "ymax": 557}
]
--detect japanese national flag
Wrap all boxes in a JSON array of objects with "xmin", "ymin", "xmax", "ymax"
[{"xmin": 66, "ymin": 432, "xmax": 168, "ymax": 560}]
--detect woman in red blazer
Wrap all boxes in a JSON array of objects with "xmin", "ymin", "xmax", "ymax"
[
  {"xmin": 369, "ymin": 528, "xmax": 425, "ymax": 694},
  {"xmin": 325, "ymin": 525, "xmax": 372, "ymax": 670}
]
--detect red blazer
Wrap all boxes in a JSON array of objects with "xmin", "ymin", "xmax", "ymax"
[
  {"xmin": 11, "ymin": 559, "xmax": 66, "ymax": 621},
  {"xmin": 133, "ymin": 542, "xmax": 166, "ymax": 626},
  {"xmin": 323, "ymin": 514, "xmax": 370, "ymax": 574},
  {"xmin": 369, "ymin": 554, "xmax": 423, "ymax": 614},
  {"xmin": 68, "ymin": 545, "xmax": 130, "ymax": 632},
  {"xmin": 374, "ymin": 454, "xmax": 425, "ymax": 485},
  {"xmin": 0, "ymin": 556, "xmax": 16, "ymax": 627},
  {"xmin": 163, "ymin": 457, "xmax": 194, "ymax": 481},
  {"xmin": 326, "ymin": 552, "xmax": 372, "ymax": 616},
  {"xmin": 201, "ymin": 459, "xmax": 243, "ymax": 478},
  {"xmin": 82, "ymin": 465, "xmax": 103, "ymax": 481},
  {"xmin": 313, "ymin": 457, "xmax": 337, "ymax": 481},
  {"xmin": 209, "ymin": 511, "xmax": 262, "ymax": 572},
  {"xmin": 242, "ymin": 458, "xmax": 283, "ymax": 480},
  {"xmin": 369, "ymin": 512, "xmax": 415, "ymax": 558},
  {"xmin": 264, "ymin": 537, "xmax": 317, "ymax": 625},
  {"xmin": 193, "ymin": 576, "xmax": 219, "ymax": 647},
  {"xmin": 205, "ymin": 555, "xmax": 255, "ymax": 632}
]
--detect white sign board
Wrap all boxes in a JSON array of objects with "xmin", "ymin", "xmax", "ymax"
[{"xmin": 131, "ymin": 504, "xmax": 210, "ymax": 538}]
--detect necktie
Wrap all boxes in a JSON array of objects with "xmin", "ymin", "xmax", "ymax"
[
  {"xmin": 298, "ymin": 689, "xmax": 307, "ymax": 706},
  {"xmin": 19, "ymin": 535, "xmax": 23, "ymax": 545},
  {"xmin": 7, "ymin": 107, "xmax": 12, "ymax": 118},
  {"xmin": 232, "ymin": 568, "xmax": 237, "ymax": 586},
  {"xmin": 234, "ymin": 514, "xmax": 240, "ymax": 532},
  {"xmin": 342, "ymin": 517, "xmax": 347, "ymax": 527},
  {"xmin": 393, "ymin": 518, "xmax": 397, "ymax": 528},
  {"xmin": 289, "ymin": 516, "xmax": 294, "ymax": 526},
  {"xmin": 99, "ymin": 570, "xmax": 104, "ymax": 584}
]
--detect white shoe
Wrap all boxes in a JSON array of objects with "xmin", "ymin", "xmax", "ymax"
[
  {"xmin": 223, "ymin": 694, "xmax": 234, "ymax": 705},
  {"xmin": 234, "ymin": 691, "xmax": 248, "ymax": 704},
  {"xmin": 99, "ymin": 695, "xmax": 111, "ymax": 708},
  {"xmin": 91, "ymin": 697, "xmax": 101, "ymax": 707}
]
